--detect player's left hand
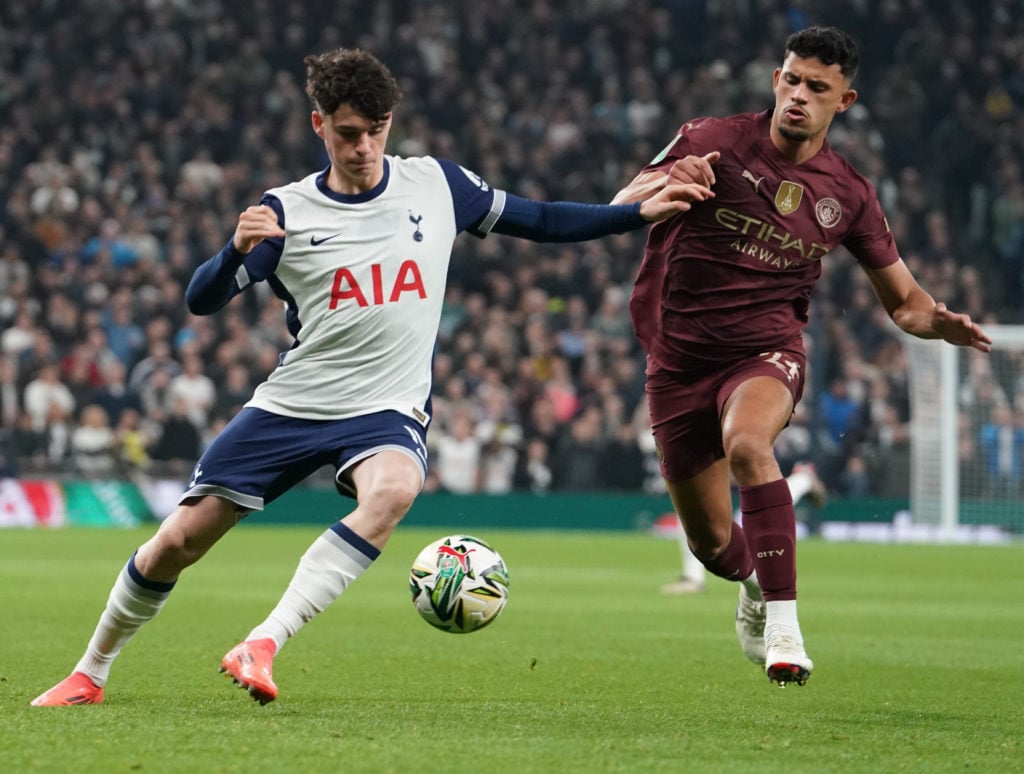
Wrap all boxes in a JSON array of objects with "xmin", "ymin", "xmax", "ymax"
[
  {"xmin": 638, "ymin": 183, "xmax": 714, "ymax": 223},
  {"xmin": 667, "ymin": 151, "xmax": 720, "ymax": 188},
  {"xmin": 233, "ymin": 205, "xmax": 286, "ymax": 254},
  {"xmin": 932, "ymin": 303, "xmax": 992, "ymax": 352}
]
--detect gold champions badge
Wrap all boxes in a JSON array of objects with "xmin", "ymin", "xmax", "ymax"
[{"xmin": 774, "ymin": 181, "xmax": 804, "ymax": 215}]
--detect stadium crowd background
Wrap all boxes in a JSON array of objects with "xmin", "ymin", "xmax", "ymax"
[{"xmin": 1, "ymin": 0, "xmax": 1023, "ymax": 504}]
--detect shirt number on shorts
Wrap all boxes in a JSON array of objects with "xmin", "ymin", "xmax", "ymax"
[{"xmin": 761, "ymin": 351, "xmax": 800, "ymax": 382}]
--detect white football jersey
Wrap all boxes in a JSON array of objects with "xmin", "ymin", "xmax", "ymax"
[{"xmin": 243, "ymin": 156, "xmax": 504, "ymax": 424}]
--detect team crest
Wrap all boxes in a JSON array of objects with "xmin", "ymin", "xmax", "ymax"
[
  {"xmin": 815, "ymin": 197, "xmax": 842, "ymax": 228},
  {"xmin": 774, "ymin": 181, "xmax": 804, "ymax": 215}
]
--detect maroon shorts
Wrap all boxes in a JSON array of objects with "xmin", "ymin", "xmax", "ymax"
[{"xmin": 646, "ymin": 342, "xmax": 806, "ymax": 481}]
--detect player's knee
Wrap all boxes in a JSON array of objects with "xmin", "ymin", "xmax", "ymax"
[
  {"xmin": 363, "ymin": 476, "xmax": 419, "ymax": 523},
  {"xmin": 723, "ymin": 431, "xmax": 773, "ymax": 478},
  {"xmin": 689, "ymin": 528, "xmax": 731, "ymax": 563}
]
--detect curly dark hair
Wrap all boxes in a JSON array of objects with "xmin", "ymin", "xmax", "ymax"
[
  {"xmin": 303, "ymin": 48, "xmax": 403, "ymax": 120},
  {"xmin": 785, "ymin": 26, "xmax": 859, "ymax": 81}
]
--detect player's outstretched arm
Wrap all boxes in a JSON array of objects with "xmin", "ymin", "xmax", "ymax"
[
  {"xmin": 489, "ymin": 185, "xmax": 708, "ymax": 244},
  {"xmin": 611, "ymin": 152, "xmax": 720, "ymax": 206},
  {"xmin": 637, "ymin": 182, "xmax": 715, "ymax": 223},
  {"xmin": 866, "ymin": 261, "xmax": 992, "ymax": 353}
]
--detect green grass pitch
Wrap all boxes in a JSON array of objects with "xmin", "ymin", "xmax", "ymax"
[{"xmin": 2, "ymin": 525, "xmax": 1022, "ymax": 773}]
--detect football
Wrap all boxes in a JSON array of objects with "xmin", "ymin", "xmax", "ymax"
[{"xmin": 409, "ymin": 534, "xmax": 510, "ymax": 633}]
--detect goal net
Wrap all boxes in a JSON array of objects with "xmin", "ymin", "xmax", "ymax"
[{"xmin": 904, "ymin": 326, "xmax": 1024, "ymax": 538}]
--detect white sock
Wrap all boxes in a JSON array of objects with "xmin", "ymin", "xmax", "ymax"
[
  {"xmin": 245, "ymin": 522, "xmax": 379, "ymax": 651},
  {"xmin": 765, "ymin": 599, "xmax": 801, "ymax": 638},
  {"xmin": 740, "ymin": 571, "xmax": 763, "ymax": 601},
  {"xmin": 679, "ymin": 536, "xmax": 706, "ymax": 584},
  {"xmin": 786, "ymin": 470, "xmax": 813, "ymax": 504},
  {"xmin": 75, "ymin": 555, "xmax": 175, "ymax": 687}
]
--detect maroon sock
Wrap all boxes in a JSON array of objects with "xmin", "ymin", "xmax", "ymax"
[
  {"xmin": 740, "ymin": 478, "xmax": 797, "ymax": 601},
  {"xmin": 703, "ymin": 523, "xmax": 755, "ymax": 582}
]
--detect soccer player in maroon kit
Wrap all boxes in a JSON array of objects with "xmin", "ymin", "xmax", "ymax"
[{"xmin": 613, "ymin": 26, "xmax": 991, "ymax": 686}]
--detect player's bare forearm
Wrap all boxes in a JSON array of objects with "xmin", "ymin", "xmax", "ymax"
[
  {"xmin": 867, "ymin": 261, "xmax": 991, "ymax": 352},
  {"xmin": 637, "ymin": 183, "xmax": 714, "ymax": 222},
  {"xmin": 612, "ymin": 152, "xmax": 720, "ymax": 205},
  {"xmin": 611, "ymin": 170, "xmax": 667, "ymax": 205},
  {"xmin": 893, "ymin": 302, "xmax": 992, "ymax": 353}
]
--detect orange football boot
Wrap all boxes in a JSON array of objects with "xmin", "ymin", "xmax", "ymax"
[
  {"xmin": 31, "ymin": 671, "xmax": 105, "ymax": 706},
  {"xmin": 219, "ymin": 638, "xmax": 278, "ymax": 705}
]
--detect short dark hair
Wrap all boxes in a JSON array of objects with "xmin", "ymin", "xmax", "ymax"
[
  {"xmin": 303, "ymin": 48, "xmax": 403, "ymax": 120},
  {"xmin": 785, "ymin": 26, "xmax": 859, "ymax": 81}
]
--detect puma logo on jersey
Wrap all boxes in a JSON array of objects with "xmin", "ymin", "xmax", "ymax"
[
  {"xmin": 741, "ymin": 169, "xmax": 764, "ymax": 192},
  {"xmin": 310, "ymin": 233, "xmax": 342, "ymax": 246}
]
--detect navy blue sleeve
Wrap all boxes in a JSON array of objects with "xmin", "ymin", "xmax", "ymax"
[
  {"xmin": 490, "ymin": 193, "xmax": 646, "ymax": 242},
  {"xmin": 436, "ymin": 158, "xmax": 498, "ymax": 234},
  {"xmin": 185, "ymin": 195, "xmax": 286, "ymax": 315}
]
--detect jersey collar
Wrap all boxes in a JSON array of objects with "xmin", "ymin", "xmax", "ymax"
[{"xmin": 315, "ymin": 158, "xmax": 391, "ymax": 203}]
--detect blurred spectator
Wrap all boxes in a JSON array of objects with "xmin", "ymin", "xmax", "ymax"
[
  {"xmin": 1, "ymin": 308, "xmax": 37, "ymax": 359},
  {"xmin": 552, "ymin": 405, "xmax": 607, "ymax": 491},
  {"xmin": 838, "ymin": 453, "xmax": 871, "ymax": 499},
  {"xmin": 213, "ymin": 362, "xmax": 254, "ymax": 421},
  {"xmin": 978, "ymin": 404, "xmax": 1024, "ymax": 499},
  {"xmin": 81, "ymin": 218, "xmax": 138, "ymax": 268},
  {"xmin": 23, "ymin": 363, "xmax": 75, "ymax": 432},
  {"xmin": 600, "ymin": 420, "xmax": 646, "ymax": 490},
  {"xmin": 114, "ymin": 408, "xmax": 151, "ymax": 473},
  {"xmin": 817, "ymin": 378, "xmax": 861, "ymax": 445},
  {"xmin": 92, "ymin": 359, "xmax": 142, "ymax": 426},
  {"xmin": 43, "ymin": 402, "xmax": 73, "ymax": 467},
  {"xmin": 10, "ymin": 412, "xmax": 49, "ymax": 471},
  {"xmin": 148, "ymin": 396, "xmax": 201, "ymax": 473},
  {"xmin": 433, "ymin": 408, "xmax": 482, "ymax": 494},
  {"xmin": 103, "ymin": 295, "xmax": 147, "ymax": 368},
  {"xmin": 166, "ymin": 352, "xmax": 217, "ymax": 429},
  {"xmin": 868, "ymin": 404, "xmax": 913, "ymax": 498},
  {"xmin": 71, "ymin": 404, "xmax": 117, "ymax": 476},
  {"xmin": 0, "ymin": 356, "xmax": 21, "ymax": 429},
  {"xmin": 129, "ymin": 340, "xmax": 181, "ymax": 394},
  {"xmin": 478, "ymin": 429, "xmax": 520, "ymax": 494},
  {"xmin": 512, "ymin": 437, "xmax": 553, "ymax": 494},
  {"xmin": 543, "ymin": 356, "xmax": 580, "ymax": 423}
]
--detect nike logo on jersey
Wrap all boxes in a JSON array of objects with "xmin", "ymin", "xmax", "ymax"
[
  {"xmin": 310, "ymin": 233, "xmax": 342, "ymax": 246},
  {"xmin": 741, "ymin": 169, "xmax": 764, "ymax": 192}
]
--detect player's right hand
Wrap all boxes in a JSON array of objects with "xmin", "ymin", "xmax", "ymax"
[
  {"xmin": 638, "ymin": 182, "xmax": 715, "ymax": 222},
  {"xmin": 668, "ymin": 152, "xmax": 720, "ymax": 188},
  {"xmin": 233, "ymin": 205, "xmax": 286, "ymax": 254}
]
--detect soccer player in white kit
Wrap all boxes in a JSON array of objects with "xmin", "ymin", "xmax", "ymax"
[{"xmin": 31, "ymin": 48, "xmax": 713, "ymax": 706}]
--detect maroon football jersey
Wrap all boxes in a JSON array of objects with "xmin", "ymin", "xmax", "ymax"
[{"xmin": 630, "ymin": 110, "xmax": 900, "ymax": 371}]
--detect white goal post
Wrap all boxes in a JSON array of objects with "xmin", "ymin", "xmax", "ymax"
[{"xmin": 903, "ymin": 325, "xmax": 1024, "ymax": 538}]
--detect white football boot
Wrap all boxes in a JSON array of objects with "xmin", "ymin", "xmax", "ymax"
[
  {"xmin": 734, "ymin": 586, "xmax": 766, "ymax": 664},
  {"xmin": 764, "ymin": 623, "xmax": 813, "ymax": 687}
]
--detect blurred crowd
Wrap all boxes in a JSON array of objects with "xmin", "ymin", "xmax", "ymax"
[{"xmin": 2, "ymin": 0, "xmax": 1024, "ymax": 501}]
